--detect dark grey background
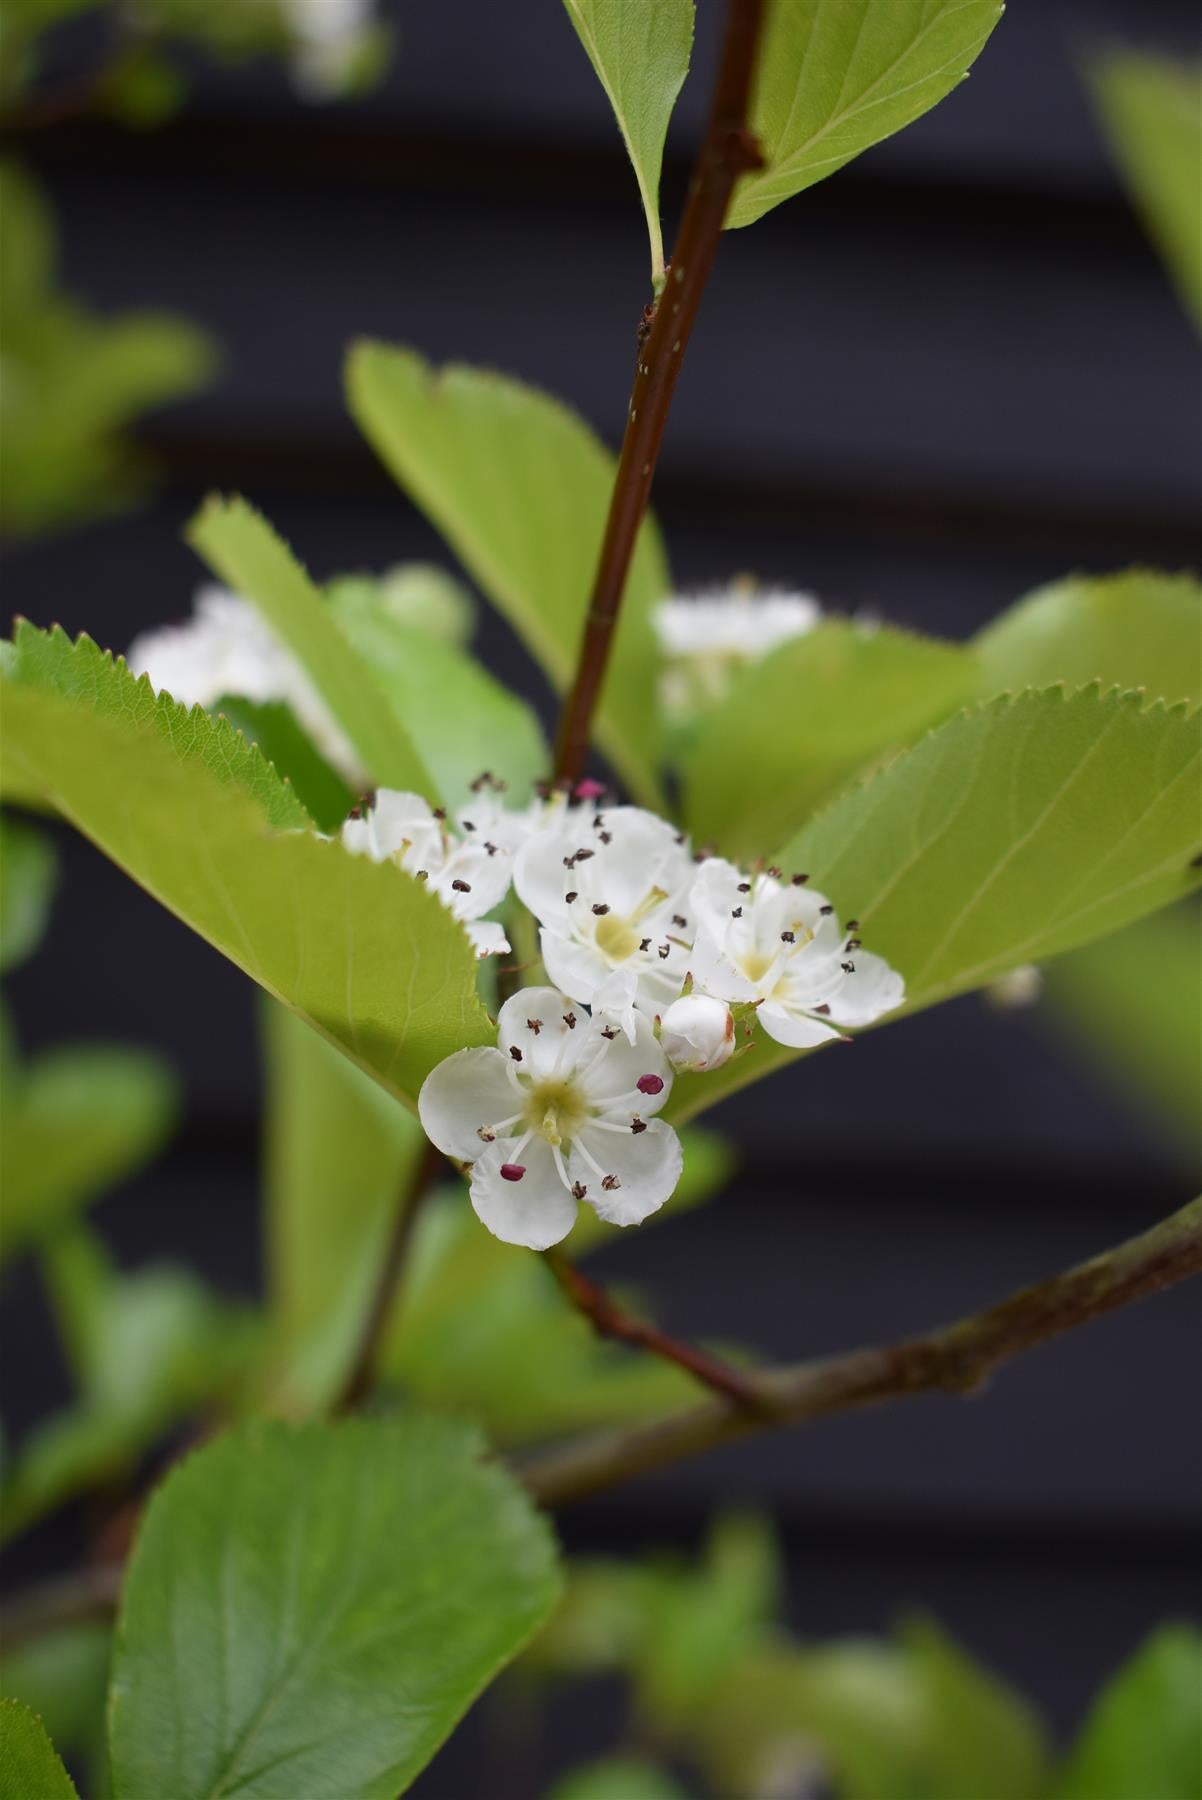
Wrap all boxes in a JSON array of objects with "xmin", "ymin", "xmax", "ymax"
[{"xmin": 2, "ymin": 0, "xmax": 1200, "ymax": 1788}]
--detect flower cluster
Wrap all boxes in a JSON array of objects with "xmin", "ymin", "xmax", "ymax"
[
  {"xmin": 653, "ymin": 581, "xmax": 821, "ymax": 716},
  {"xmin": 404, "ymin": 786, "xmax": 904, "ymax": 1246}
]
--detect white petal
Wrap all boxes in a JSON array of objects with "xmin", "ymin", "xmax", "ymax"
[
  {"xmin": 540, "ymin": 928, "xmax": 610, "ymax": 1008},
  {"xmin": 688, "ymin": 857, "xmax": 747, "ymax": 944},
  {"xmin": 569, "ymin": 1119, "xmax": 682, "ymax": 1228},
  {"xmin": 496, "ymin": 985, "xmax": 582, "ymax": 1080},
  {"xmin": 432, "ymin": 838, "xmax": 514, "ymax": 919},
  {"xmin": 513, "ymin": 813, "xmax": 585, "ymax": 928},
  {"xmin": 418, "ymin": 1047, "xmax": 523, "ymax": 1161},
  {"xmin": 592, "ymin": 965, "xmax": 640, "ymax": 1044},
  {"xmin": 578, "ymin": 1008, "xmax": 672, "ymax": 1117},
  {"xmin": 370, "ymin": 791, "xmax": 440, "ymax": 859},
  {"xmin": 470, "ymin": 1138, "xmax": 577, "ymax": 1249},
  {"xmin": 826, "ymin": 950, "xmax": 905, "ymax": 1027},
  {"xmin": 466, "ymin": 919, "xmax": 510, "ymax": 958},
  {"xmin": 593, "ymin": 807, "xmax": 690, "ymax": 916},
  {"xmin": 689, "ymin": 926, "xmax": 762, "ymax": 1004},
  {"xmin": 757, "ymin": 1002, "xmax": 845, "ymax": 1050}
]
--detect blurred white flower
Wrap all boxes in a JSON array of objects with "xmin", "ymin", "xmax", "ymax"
[
  {"xmin": 341, "ymin": 789, "xmax": 512, "ymax": 957},
  {"xmin": 689, "ymin": 859, "xmax": 903, "ymax": 1049},
  {"xmin": 418, "ymin": 987, "xmax": 682, "ymax": 1248},
  {"xmin": 987, "ymin": 964, "xmax": 1043, "ymax": 1009},
  {"xmin": 660, "ymin": 992, "xmax": 735, "ymax": 1072},
  {"xmin": 654, "ymin": 581, "xmax": 821, "ymax": 714},
  {"xmin": 128, "ymin": 584, "xmax": 366, "ymax": 788},
  {"xmin": 287, "ymin": 0, "xmax": 376, "ymax": 96},
  {"xmin": 514, "ymin": 803, "xmax": 697, "ymax": 1020}
]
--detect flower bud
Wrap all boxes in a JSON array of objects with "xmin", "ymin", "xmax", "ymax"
[{"xmin": 660, "ymin": 993, "xmax": 735, "ymax": 1073}]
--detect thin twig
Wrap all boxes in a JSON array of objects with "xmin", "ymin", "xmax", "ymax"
[
  {"xmin": 544, "ymin": 1247, "xmax": 769, "ymax": 1411},
  {"xmin": 551, "ymin": 0, "xmax": 767, "ymax": 787},
  {"xmin": 520, "ymin": 1197, "xmax": 1202, "ymax": 1507},
  {"xmin": 334, "ymin": 1139, "xmax": 443, "ymax": 1413}
]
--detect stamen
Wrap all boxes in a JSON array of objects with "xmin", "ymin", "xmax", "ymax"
[
  {"xmin": 477, "ymin": 1126, "xmax": 495, "ymax": 1142},
  {"xmin": 637, "ymin": 1073, "xmax": 664, "ymax": 1095},
  {"xmin": 813, "ymin": 1004, "xmax": 831, "ymax": 1016},
  {"xmin": 639, "ymin": 937, "xmax": 652, "ymax": 952},
  {"xmin": 462, "ymin": 819, "xmax": 476, "ymax": 831},
  {"xmin": 484, "ymin": 842, "xmax": 497, "ymax": 856},
  {"xmin": 781, "ymin": 930, "xmax": 795, "ymax": 943},
  {"xmin": 819, "ymin": 904, "xmax": 833, "ymax": 916},
  {"xmin": 846, "ymin": 919, "xmax": 860, "ymax": 930},
  {"xmin": 433, "ymin": 807, "xmax": 447, "ymax": 821},
  {"xmin": 602, "ymin": 1174, "xmax": 622, "ymax": 1191},
  {"xmin": 566, "ymin": 890, "xmax": 578, "ymax": 903},
  {"xmin": 451, "ymin": 879, "xmax": 472, "ymax": 893},
  {"xmin": 601, "ymin": 1026, "xmax": 619, "ymax": 1039},
  {"xmin": 657, "ymin": 943, "xmax": 670, "ymax": 959},
  {"xmin": 571, "ymin": 1180, "xmax": 588, "ymax": 1200},
  {"xmin": 574, "ymin": 848, "xmax": 594, "ymax": 862},
  {"xmin": 737, "ymin": 882, "xmax": 751, "ymax": 894},
  {"xmin": 731, "ymin": 906, "xmax": 743, "ymax": 918},
  {"xmin": 599, "ymin": 830, "xmax": 613, "ymax": 844},
  {"xmin": 792, "ymin": 872, "xmax": 809, "ymax": 886},
  {"xmin": 672, "ymin": 914, "xmax": 687, "ymax": 928},
  {"xmin": 500, "ymin": 1163, "xmax": 526, "ymax": 1182},
  {"xmin": 415, "ymin": 869, "xmax": 429, "ymax": 881},
  {"xmin": 592, "ymin": 903, "xmax": 610, "ymax": 916},
  {"xmin": 527, "ymin": 1018, "xmax": 543, "ymax": 1034},
  {"xmin": 550, "ymin": 1142, "xmax": 571, "ymax": 1186},
  {"xmin": 509, "ymin": 1046, "xmax": 523, "ymax": 1062},
  {"xmin": 563, "ymin": 1011, "xmax": 577, "ymax": 1029},
  {"xmin": 841, "ymin": 960, "xmax": 856, "ymax": 973},
  {"xmin": 630, "ymin": 1117, "xmax": 647, "ymax": 1135}
]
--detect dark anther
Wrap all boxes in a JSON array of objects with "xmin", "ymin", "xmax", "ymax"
[
  {"xmin": 477, "ymin": 1126, "xmax": 496, "ymax": 1141},
  {"xmin": 574, "ymin": 848, "xmax": 594, "ymax": 862},
  {"xmin": 639, "ymin": 937, "xmax": 652, "ymax": 952},
  {"xmin": 500, "ymin": 1163, "xmax": 526, "ymax": 1182},
  {"xmin": 602, "ymin": 1174, "xmax": 622, "ymax": 1191},
  {"xmin": 767, "ymin": 866, "xmax": 782, "ymax": 878},
  {"xmin": 509, "ymin": 1046, "xmax": 523, "ymax": 1062},
  {"xmin": 737, "ymin": 882, "xmax": 751, "ymax": 893},
  {"xmin": 657, "ymin": 944, "xmax": 671, "ymax": 960},
  {"xmin": 792, "ymin": 872, "xmax": 810, "ymax": 886},
  {"xmin": 630, "ymin": 1117, "xmax": 648, "ymax": 1135},
  {"xmin": 846, "ymin": 918, "xmax": 860, "ymax": 930},
  {"xmin": 461, "ymin": 819, "xmax": 476, "ymax": 831},
  {"xmin": 592, "ymin": 903, "xmax": 610, "ymax": 915},
  {"xmin": 841, "ymin": 960, "xmax": 856, "ymax": 974},
  {"xmin": 571, "ymin": 1181, "xmax": 588, "ymax": 1200},
  {"xmin": 846, "ymin": 937, "xmax": 861, "ymax": 951},
  {"xmin": 563, "ymin": 854, "xmax": 577, "ymax": 869},
  {"xmin": 563, "ymin": 1012, "xmax": 577, "ymax": 1029},
  {"xmin": 637, "ymin": 1073, "xmax": 665, "ymax": 1096},
  {"xmin": 347, "ymin": 805, "xmax": 362, "ymax": 821},
  {"xmin": 451, "ymin": 879, "xmax": 472, "ymax": 893},
  {"xmin": 415, "ymin": 869, "xmax": 429, "ymax": 881},
  {"xmin": 527, "ymin": 1018, "xmax": 543, "ymax": 1035},
  {"xmin": 674, "ymin": 833, "xmax": 686, "ymax": 845},
  {"xmin": 566, "ymin": 890, "xmax": 578, "ymax": 904},
  {"xmin": 819, "ymin": 904, "xmax": 833, "ymax": 916},
  {"xmin": 672, "ymin": 914, "xmax": 687, "ymax": 928},
  {"xmin": 781, "ymin": 930, "xmax": 795, "ymax": 943},
  {"xmin": 813, "ymin": 1003, "xmax": 831, "ymax": 1016},
  {"xmin": 484, "ymin": 842, "xmax": 497, "ymax": 856},
  {"xmin": 593, "ymin": 814, "xmax": 605, "ymax": 829},
  {"xmin": 433, "ymin": 807, "xmax": 447, "ymax": 821},
  {"xmin": 601, "ymin": 1026, "xmax": 619, "ymax": 1039},
  {"xmin": 731, "ymin": 906, "xmax": 743, "ymax": 918},
  {"xmin": 599, "ymin": 830, "xmax": 613, "ymax": 845}
]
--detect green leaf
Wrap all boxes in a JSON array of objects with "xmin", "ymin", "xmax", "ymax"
[
  {"xmin": 0, "ymin": 1700, "xmax": 78, "ymax": 1800},
  {"xmin": 550, "ymin": 1758, "xmax": 693, "ymax": 1800},
  {"xmin": 261, "ymin": 998, "xmax": 423, "ymax": 1415},
  {"xmin": 1085, "ymin": 50, "xmax": 1202, "ymax": 333},
  {"xmin": 899, "ymin": 1615, "xmax": 1048, "ymax": 1800},
  {"xmin": 0, "ymin": 653, "xmax": 494, "ymax": 1109},
  {"xmin": 975, "ymin": 569, "xmax": 1202, "ymax": 709},
  {"xmin": 681, "ymin": 622, "xmax": 973, "ymax": 859},
  {"xmin": 0, "ymin": 1047, "xmax": 176, "ymax": 1265},
  {"xmin": 0, "ymin": 811, "xmax": 57, "ymax": 971},
  {"xmin": 187, "ymin": 495, "xmax": 436, "ymax": 798},
  {"xmin": 328, "ymin": 579, "xmax": 548, "ymax": 807},
  {"xmin": 669, "ymin": 688, "xmax": 1202, "ymax": 1124},
  {"xmin": 561, "ymin": 0, "xmax": 694, "ymax": 288},
  {"xmin": 325, "ymin": 563, "xmax": 475, "ymax": 647},
  {"xmin": 108, "ymin": 1417, "xmax": 561, "ymax": 1800},
  {"xmin": 1056, "ymin": 1626, "xmax": 1202, "ymax": 1800},
  {"xmin": 9, "ymin": 622, "xmax": 312, "ymax": 832},
  {"xmin": 212, "ymin": 695, "xmax": 355, "ymax": 833},
  {"xmin": 728, "ymin": 0, "xmax": 1004, "ymax": 230},
  {"xmin": 347, "ymin": 342, "xmax": 669, "ymax": 807}
]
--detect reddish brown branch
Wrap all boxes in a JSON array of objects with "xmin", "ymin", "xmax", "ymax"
[
  {"xmin": 551, "ymin": 0, "xmax": 767, "ymax": 787},
  {"xmin": 544, "ymin": 1247, "xmax": 772, "ymax": 1411}
]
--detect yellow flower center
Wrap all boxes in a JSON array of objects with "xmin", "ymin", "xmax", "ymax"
[{"xmin": 524, "ymin": 1077, "xmax": 588, "ymax": 1147}]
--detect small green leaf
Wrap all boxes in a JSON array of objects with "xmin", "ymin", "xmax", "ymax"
[
  {"xmin": 0, "ymin": 654, "xmax": 493, "ymax": 1109},
  {"xmin": 728, "ymin": 0, "xmax": 1004, "ymax": 230},
  {"xmin": 0, "ymin": 1700, "xmax": 78, "ymax": 1800},
  {"xmin": 187, "ymin": 495, "xmax": 436, "ymax": 798},
  {"xmin": 1086, "ymin": 50, "xmax": 1202, "ymax": 333},
  {"xmin": 261, "ymin": 998, "xmax": 423, "ymax": 1415},
  {"xmin": 347, "ymin": 342, "xmax": 669, "ymax": 807},
  {"xmin": 0, "ymin": 1046, "xmax": 176, "ymax": 1266},
  {"xmin": 328, "ymin": 579, "xmax": 548, "ymax": 807},
  {"xmin": 681, "ymin": 622, "xmax": 973, "ymax": 858},
  {"xmin": 561, "ymin": 0, "xmax": 694, "ymax": 287},
  {"xmin": 0, "ymin": 812, "xmax": 57, "ymax": 972},
  {"xmin": 551, "ymin": 1758, "xmax": 693, "ymax": 1800},
  {"xmin": 1056, "ymin": 1626, "xmax": 1202, "ymax": 1800},
  {"xmin": 213, "ymin": 694, "xmax": 356, "ymax": 832},
  {"xmin": 325, "ymin": 563, "xmax": 475, "ymax": 646},
  {"xmin": 975, "ymin": 569, "xmax": 1202, "ymax": 709},
  {"xmin": 669, "ymin": 688, "xmax": 1202, "ymax": 1124},
  {"xmin": 108, "ymin": 1417, "xmax": 562, "ymax": 1800},
  {"xmin": 899, "ymin": 1615, "xmax": 1048, "ymax": 1800}
]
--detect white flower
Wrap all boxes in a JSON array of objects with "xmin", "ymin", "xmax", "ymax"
[
  {"xmin": 654, "ymin": 583, "xmax": 821, "ymax": 714},
  {"xmin": 689, "ymin": 859, "xmax": 904, "ymax": 1049},
  {"xmin": 287, "ymin": 0, "xmax": 375, "ymax": 95},
  {"xmin": 987, "ymin": 964, "xmax": 1043, "ymax": 1009},
  {"xmin": 341, "ymin": 790, "xmax": 513, "ymax": 957},
  {"xmin": 418, "ymin": 987, "xmax": 682, "ymax": 1249},
  {"xmin": 660, "ymin": 992, "xmax": 735, "ymax": 1072},
  {"xmin": 127, "ymin": 585, "xmax": 366, "ymax": 788},
  {"xmin": 455, "ymin": 780, "xmax": 545, "ymax": 860},
  {"xmin": 514, "ymin": 804, "xmax": 697, "ymax": 1021}
]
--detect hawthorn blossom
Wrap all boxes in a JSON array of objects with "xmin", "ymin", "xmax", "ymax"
[
  {"xmin": 127, "ymin": 585, "xmax": 365, "ymax": 787},
  {"xmin": 288, "ymin": 0, "xmax": 377, "ymax": 95},
  {"xmin": 514, "ymin": 804, "xmax": 697, "ymax": 1020},
  {"xmin": 418, "ymin": 988, "xmax": 682, "ymax": 1248},
  {"xmin": 654, "ymin": 582, "xmax": 821, "ymax": 713},
  {"xmin": 689, "ymin": 859, "xmax": 903, "ymax": 1049},
  {"xmin": 660, "ymin": 992, "xmax": 735, "ymax": 1072},
  {"xmin": 341, "ymin": 790, "xmax": 512, "ymax": 957}
]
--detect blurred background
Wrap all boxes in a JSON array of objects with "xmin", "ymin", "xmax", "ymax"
[{"xmin": 1, "ymin": 0, "xmax": 1199, "ymax": 1792}]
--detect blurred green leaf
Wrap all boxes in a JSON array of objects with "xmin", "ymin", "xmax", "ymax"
[
  {"xmin": 0, "ymin": 1623, "xmax": 110, "ymax": 1770},
  {"xmin": 899, "ymin": 1614, "xmax": 1048, "ymax": 1800},
  {"xmin": 0, "ymin": 811, "xmax": 57, "ymax": 971},
  {"xmin": 108, "ymin": 1417, "xmax": 562, "ymax": 1800},
  {"xmin": 347, "ymin": 342, "xmax": 669, "ymax": 808},
  {"xmin": 187, "ymin": 495, "xmax": 436, "ymax": 798},
  {"xmin": 325, "ymin": 563, "xmax": 475, "ymax": 647},
  {"xmin": 550, "ymin": 1757, "xmax": 693, "ymax": 1800},
  {"xmin": 1044, "ymin": 903, "xmax": 1201, "ymax": 1168},
  {"xmin": 671, "ymin": 688, "xmax": 1202, "ymax": 1125},
  {"xmin": 0, "ymin": 652, "xmax": 494, "ymax": 1109},
  {"xmin": 0, "ymin": 1046, "xmax": 176, "ymax": 1266},
  {"xmin": 728, "ymin": 0, "xmax": 1004, "ymax": 230},
  {"xmin": 213, "ymin": 694, "xmax": 355, "ymax": 831},
  {"xmin": 328, "ymin": 578, "xmax": 549, "ymax": 808},
  {"xmin": 261, "ymin": 998, "xmax": 423, "ymax": 1416},
  {"xmin": 561, "ymin": 0, "xmax": 694, "ymax": 287},
  {"xmin": 681, "ymin": 622, "xmax": 973, "ymax": 859},
  {"xmin": 975, "ymin": 569, "xmax": 1202, "ymax": 709},
  {"xmin": 100, "ymin": 46, "xmax": 186, "ymax": 127},
  {"xmin": 1055, "ymin": 1625, "xmax": 1202, "ymax": 1800},
  {"xmin": 1086, "ymin": 50, "xmax": 1202, "ymax": 332},
  {"xmin": 0, "ymin": 162, "xmax": 213, "ymax": 537},
  {"xmin": 0, "ymin": 1700, "xmax": 77, "ymax": 1800}
]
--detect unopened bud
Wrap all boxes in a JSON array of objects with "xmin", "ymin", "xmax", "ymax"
[{"xmin": 660, "ymin": 993, "xmax": 735, "ymax": 1073}]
